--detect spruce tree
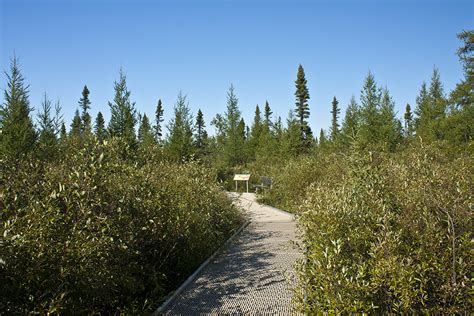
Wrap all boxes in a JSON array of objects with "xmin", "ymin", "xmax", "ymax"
[
  {"xmin": 79, "ymin": 85, "xmax": 92, "ymax": 135},
  {"xmin": 108, "ymin": 69, "xmax": 137, "ymax": 148},
  {"xmin": 222, "ymin": 85, "xmax": 245, "ymax": 166},
  {"xmin": 0, "ymin": 56, "xmax": 36, "ymax": 158},
  {"xmin": 166, "ymin": 92, "xmax": 194, "ymax": 161},
  {"xmin": 282, "ymin": 110, "xmax": 302, "ymax": 157},
  {"xmin": 249, "ymin": 104, "xmax": 262, "ymax": 159},
  {"xmin": 70, "ymin": 109, "xmax": 82, "ymax": 139},
  {"xmin": 358, "ymin": 72, "xmax": 382, "ymax": 148},
  {"xmin": 194, "ymin": 109, "xmax": 207, "ymax": 150},
  {"xmin": 444, "ymin": 30, "xmax": 474, "ymax": 145},
  {"xmin": 330, "ymin": 96, "xmax": 340, "ymax": 141},
  {"xmin": 138, "ymin": 113, "xmax": 155, "ymax": 147},
  {"xmin": 94, "ymin": 111, "xmax": 106, "ymax": 141},
  {"xmin": 340, "ymin": 96, "xmax": 360, "ymax": 147},
  {"xmin": 379, "ymin": 87, "xmax": 402, "ymax": 151},
  {"xmin": 37, "ymin": 93, "xmax": 62, "ymax": 160},
  {"xmin": 60, "ymin": 122, "xmax": 67, "ymax": 143},
  {"xmin": 319, "ymin": 128, "xmax": 327, "ymax": 149},
  {"xmin": 404, "ymin": 103, "xmax": 414, "ymax": 137},
  {"xmin": 294, "ymin": 64, "xmax": 312, "ymax": 150},
  {"xmin": 154, "ymin": 99, "xmax": 164, "ymax": 143},
  {"xmin": 264, "ymin": 100, "xmax": 272, "ymax": 127}
]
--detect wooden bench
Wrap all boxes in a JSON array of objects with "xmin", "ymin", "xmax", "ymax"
[{"xmin": 253, "ymin": 176, "xmax": 273, "ymax": 193}]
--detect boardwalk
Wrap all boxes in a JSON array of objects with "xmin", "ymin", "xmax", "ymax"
[{"xmin": 161, "ymin": 193, "xmax": 301, "ymax": 315}]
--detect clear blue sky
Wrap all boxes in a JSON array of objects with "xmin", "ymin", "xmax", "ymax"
[{"xmin": 1, "ymin": 0, "xmax": 472, "ymax": 135}]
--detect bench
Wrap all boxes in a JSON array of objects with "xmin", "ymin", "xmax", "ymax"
[{"xmin": 253, "ymin": 176, "xmax": 273, "ymax": 193}]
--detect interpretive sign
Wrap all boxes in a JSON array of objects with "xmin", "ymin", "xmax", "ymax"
[{"xmin": 233, "ymin": 174, "xmax": 251, "ymax": 192}]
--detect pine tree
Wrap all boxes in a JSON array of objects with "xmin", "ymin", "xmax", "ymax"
[
  {"xmin": 294, "ymin": 64, "xmax": 312, "ymax": 150},
  {"xmin": 79, "ymin": 85, "xmax": 92, "ymax": 135},
  {"xmin": 0, "ymin": 56, "xmax": 36, "ymax": 158},
  {"xmin": 340, "ymin": 96, "xmax": 360, "ymax": 147},
  {"xmin": 404, "ymin": 103, "xmax": 414, "ymax": 137},
  {"xmin": 70, "ymin": 109, "xmax": 82, "ymax": 139},
  {"xmin": 108, "ymin": 69, "xmax": 137, "ymax": 148},
  {"xmin": 330, "ymin": 96, "xmax": 340, "ymax": 141},
  {"xmin": 94, "ymin": 111, "xmax": 106, "ymax": 142},
  {"xmin": 154, "ymin": 99, "xmax": 164, "ymax": 143},
  {"xmin": 166, "ymin": 92, "xmax": 194, "ymax": 161},
  {"xmin": 138, "ymin": 113, "xmax": 155, "ymax": 147}
]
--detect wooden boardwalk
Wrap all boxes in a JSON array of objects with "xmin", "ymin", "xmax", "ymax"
[{"xmin": 160, "ymin": 193, "xmax": 301, "ymax": 315}]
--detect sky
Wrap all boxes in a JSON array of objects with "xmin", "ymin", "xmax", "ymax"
[{"xmin": 1, "ymin": 0, "xmax": 473, "ymax": 135}]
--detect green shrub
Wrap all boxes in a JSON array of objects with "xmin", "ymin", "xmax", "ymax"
[
  {"xmin": 0, "ymin": 138, "xmax": 243, "ymax": 314},
  {"xmin": 263, "ymin": 144, "xmax": 472, "ymax": 313}
]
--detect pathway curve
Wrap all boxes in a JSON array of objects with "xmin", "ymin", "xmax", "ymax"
[{"xmin": 162, "ymin": 193, "xmax": 301, "ymax": 315}]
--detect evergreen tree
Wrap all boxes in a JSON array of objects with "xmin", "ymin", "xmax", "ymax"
[
  {"xmin": 70, "ymin": 109, "xmax": 82, "ymax": 139},
  {"xmin": 282, "ymin": 110, "xmax": 302, "ymax": 157},
  {"xmin": 194, "ymin": 109, "xmax": 208, "ymax": 150},
  {"xmin": 264, "ymin": 100, "xmax": 272, "ymax": 127},
  {"xmin": 166, "ymin": 92, "xmax": 194, "ymax": 161},
  {"xmin": 319, "ymin": 128, "xmax": 327, "ymax": 149},
  {"xmin": 59, "ymin": 122, "xmax": 67, "ymax": 143},
  {"xmin": 444, "ymin": 30, "xmax": 474, "ymax": 145},
  {"xmin": 108, "ymin": 69, "xmax": 137, "ymax": 148},
  {"xmin": 358, "ymin": 72, "xmax": 382, "ymax": 148},
  {"xmin": 222, "ymin": 85, "xmax": 246, "ymax": 166},
  {"xmin": 450, "ymin": 30, "xmax": 473, "ymax": 109},
  {"xmin": 138, "ymin": 113, "xmax": 155, "ymax": 147},
  {"xmin": 379, "ymin": 87, "xmax": 402, "ymax": 151},
  {"xmin": 340, "ymin": 96, "xmax": 360, "ymax": 147},
  {"xmin": 330, "ymin": 96, "xmax": 340, "ymax": 141},
  {"xmin": 404, "ymin": 103, "xmax": 414, "ymax": 137},
  {"xmin": 249, "ymin": 104, "xmax": 262, "ymax": 159},
  {"xmin": 94, "ymin": 111, "xmax": 106, "ymax": 141},
  {"xmin": 37, "ymin": 93, "xmax": 62, "ymax": 160},
  {"xmin": 0, "ymin": 56, "xmax": 36, "ymax": 158},
  {"xmin": 294, "ymin": 64, "xmax": 312, "ymax": 150},
  {"xmin": 154, "ymin": 99, "xmax": 164, "ymax": 143},
  {"xmin": 415, "ymin": 68, "xmax": 447, "ymax": 141},
  {"xmin": 79, "ymin": 85, "xmax": 92, "ymax": 135}
]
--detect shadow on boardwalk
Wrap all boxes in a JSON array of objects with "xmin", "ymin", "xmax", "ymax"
[{"xmin": 162, "ymin": 193, "xmax": 301, "ymax": 315}]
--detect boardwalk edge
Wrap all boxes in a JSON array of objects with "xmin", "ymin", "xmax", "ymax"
[{"xmin": 153, "ymin": 218, "xmax": 251, "ymax": 315}]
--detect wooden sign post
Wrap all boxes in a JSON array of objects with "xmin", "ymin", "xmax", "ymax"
[{"xmin": 233, "ymin": 174, "xmax": 251, "ymax": 193}]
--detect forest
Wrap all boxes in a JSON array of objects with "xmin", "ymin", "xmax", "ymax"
[{"xmin": 0, "ymin": 30, "xmax": 472, "ymax": 313}]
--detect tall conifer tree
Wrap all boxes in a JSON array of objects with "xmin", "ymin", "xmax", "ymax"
[
  {"xmin": 79, "ymin": 85, "xmax": 92, "ymax": 135},
  {"xmin": 154, "ymin": 99, "xmax": 164, "ymax": 143},
  {"xmin": 94, "ymin": 112, "xmax": 106, "ymax": 141},
  {"xmin": 330, "ymin": 96, "xmax": 340, "ymax": 141},
  {"xmin": 0, "ymin": 56, "xmax": 36, "ymax": 158},
  {"xmin": 294, "ymin": 64, "xmax": 312, "ymax": 149},
  {"xmin": 108, "ymin": 69, "xmax": 137, "ymax": 148}
]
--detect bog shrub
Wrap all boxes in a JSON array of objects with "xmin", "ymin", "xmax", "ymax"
[
  {"xmin": 263, "ymin": 144, "xmax": 472, "ymax": 313},
  {"xmin": 0, "ymin": 138, "xmax": 243, "ymax": 314}
]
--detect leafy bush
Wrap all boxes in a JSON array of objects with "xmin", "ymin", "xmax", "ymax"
[
  {"xmin": 263, "ymin": 144, "xmax": 472, "ymax": 313},
  {"xmin": 0, "ymin": 138, "xmax": 243, "ymax": 314}
]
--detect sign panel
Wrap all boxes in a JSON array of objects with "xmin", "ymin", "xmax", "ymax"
[{"xmin": 233, "ymin": 174, "xmax": 251, "ymax": 181}]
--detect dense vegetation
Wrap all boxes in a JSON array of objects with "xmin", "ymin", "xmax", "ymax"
[{"xmin": 0, "ymin": 30, "xmax": 472, "ymax": 313}]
